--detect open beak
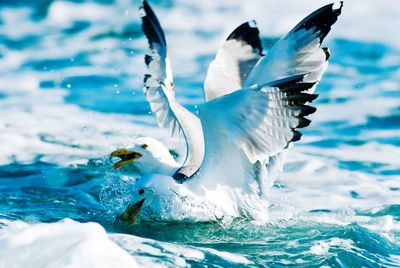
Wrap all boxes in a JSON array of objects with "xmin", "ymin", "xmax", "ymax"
[
  {"xmin": 115, "ymin": 198, "xmax": 145, "ymax": 225},
  {"xmin": 110, "ymin": 148, "xmax": 142, "ymax": 169}
]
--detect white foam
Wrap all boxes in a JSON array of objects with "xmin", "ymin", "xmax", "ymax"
[
  {"xmin": 47, "ymin": 1, "xmax": 111, "ymax": 26},
  {"xmin": 111, "ymin": 232, "xmax": 252, "ymax": 267},
  {"xmin": 0, "ymin": 219, "xmax": 137, "ymax": 268},
  {"xmin": 0, "ymin": 81, "xmax": 180, "ymax": 166},
  {"xmin": 0, "ymin": 219, "xmax": 252, "ymax": 267},
  {"xmin": 310, "ymin": 238, "xmax": 355, "ymax": 256},
  {"xmin": 310, "ymin": 241, "xmax": 330, "ymax": 255}
]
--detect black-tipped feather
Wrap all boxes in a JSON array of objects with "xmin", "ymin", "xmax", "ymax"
[
  {"xmin": 322, "ymin": 47, "xmax": 330, "ymax": 60},
  {"xmin": 265, "ymin": 2, "xmax": 343, "ymax": 148},
  {"xmin": 280, "ymin": 82, "xmax": 316, "ymax": 94},
  {"xmin": 143, "ymin": 74, "xmax": 151, "ymax": 84},
  {"xmin": 266, "ymin": 74, "xmax": 319, "ymax": 148},
  {"xmin": 141, "ymin": 0, "xmax": 167, "ymax": 49},
  {"xmin": 291, "ymin": 1, "xmax": 343, "ymax": 44},
  {"xmin": 227, "ymin": 21, "xmax": 264, "ymax": 56},
  {"xmin": 293, "ymin": 105, "xmax": 317, "ymax": 117},
  {"xmin": 284, "ymin": 93, "xmax": 318, "ymax": 103},
  {"xmin": 144, "ymin": 54, "xmax": 152, "ymax": 66},
  {"xmin": 290, "ymin": 130, "xmax": 302, "ymax": 143},
  {"xmin": 296, "ymin": 118, "xmax": 312, "ymax": 128}
]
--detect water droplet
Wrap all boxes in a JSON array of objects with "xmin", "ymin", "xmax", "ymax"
[
  {"xmin": 67, "ymin": 84, "xmax": 71, "ymax": 88},
  {"xmin": 116, "ymin": 90, "xmax": 120, "ymax": 94}
]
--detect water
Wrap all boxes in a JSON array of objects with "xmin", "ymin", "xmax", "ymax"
[{"xmin": 0, "ymin": 0, "xmax": 399, "ymax": 267}]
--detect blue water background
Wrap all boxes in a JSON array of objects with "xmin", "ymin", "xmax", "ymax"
[{"xmin": 0, "ymin": 0, "xmax": 399, "ymax": 267}]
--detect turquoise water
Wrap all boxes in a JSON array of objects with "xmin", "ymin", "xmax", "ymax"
[{"xmin": 0, "ymin": 1, "xmax": 399, "ymax": 267}]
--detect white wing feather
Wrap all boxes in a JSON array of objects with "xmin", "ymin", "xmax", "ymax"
[
  {"xmin": 204, "ymin": 21, "xmax": 263, "ymax": 101},
  {"xmin": 245, "ymin": 2, "xmax": 343, "ymax": 92},
  {"xmin": 140, "ymin": 1, "xmax": 204, "ymax": 178},
  {"xmin": 196, "ymin": 75, "xmax": 318, "ymax": 199},
  {"xmin": 140, "ymin": 1, "xmax": 177, "ymax": 131},
  {"xmin": 200, "ymin": 75, "xmax": 317, "ymax": 165}
]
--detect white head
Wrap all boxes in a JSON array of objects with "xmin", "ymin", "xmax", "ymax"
[{"xmin": 110, "ymin": 137, "xmax": 179, "ymax": 175}]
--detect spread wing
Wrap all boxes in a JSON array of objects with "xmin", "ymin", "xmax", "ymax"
[
  {"xmin": 234, "ymin": 1, "xmax": 343, "ymax": 179},
  {"xmin": 197, "ymin": 75, "xmax": 317, "ymax": 195},
  {"xmin": 200, "ymin": 74, "xmax": 317, "ymax": 164},
  {"xmin": 140, "ymin": 1, "xmax": 204, "ymax": 178},
  {"xmin": 245, "ymin": 2, "xmax": 343, "ymax": 92},
  {"xmin": 140, "ymin": 0, "xmax": 176, "ymax": 133},
  {"xmin": 204, "ymin": 21, "xmax": 263, "ymax": 101}
]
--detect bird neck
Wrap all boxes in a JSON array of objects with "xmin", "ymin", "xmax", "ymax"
[
  {"xmin": 158, "ymin": 160, "xmax": 180, "ymax": 177},
  {"xmin": 172, "ymin": 104, "xmax": 205, "ymax": 179}
]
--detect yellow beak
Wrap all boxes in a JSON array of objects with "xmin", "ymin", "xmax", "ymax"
[
  {"xmin": 110, "ymin": 148, "xmax": 142, "ymax": 169},
  {"xmin": 115, "ymin": 198, "xmax": 145, "ymax": 225}
]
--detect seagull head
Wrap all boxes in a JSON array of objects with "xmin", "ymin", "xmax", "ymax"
[{"xmin": 110, "ymin": 137, "xmax": 179, "ymax": 175}]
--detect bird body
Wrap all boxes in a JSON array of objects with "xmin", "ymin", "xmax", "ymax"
[{"xmin": 111, "ymin": 1, "xmax": 343, "ymax": 224}]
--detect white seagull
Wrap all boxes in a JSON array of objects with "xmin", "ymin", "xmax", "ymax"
[{"xmin": 111, "ymin": 1, "xmax": 343, "ymax": 224}]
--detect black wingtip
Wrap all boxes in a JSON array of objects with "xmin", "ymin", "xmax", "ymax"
[
  {"xmin": 144, "ymin": 74, "xmax": 151, "ymax": 84},
  {"xmin": 140, "ymin": 0, "xmax": 152, "ymax": 17},
  {"xmin": 281, "ymin": 82, "xmax": 316, "ymax": 94},
  {"xmin": 267, "ymin": 74, "xmax": 320, "ymax": 148},
  {"xmin": 140, "ymin": 0, "xmax": 167, "ymax": 48},
  {"xmin": 290, "ymin": 130, "xmax": 302, "ymax": 143},
  {"xmin": 144, "ymin": 54, "xmax": 152, "ymax": 66},
  {"xmin": 296, "ymin": 118, "xmax": 312, "ymax": 128},
  {"xmin": 296, "ymin": 105, "xmax": 317, "ymax": 117},
  {"xmin": 322, "ymin": 47, "xmax": 330, "ymax": 60},
  {"xmin": 227, "ymin": 20, "xmax": 264, "ymax": 56},
  {"xmin": 292, "ymin": 1, "xmax": 343, "ymax": 44},
  {"xmin": 284, "ymin": 93, "xmax": 318, "ymax": 103}
]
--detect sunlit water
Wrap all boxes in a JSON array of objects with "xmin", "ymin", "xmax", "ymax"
[{"xmin": 0, "ymin": 0, "xmax": 399, "ymax": 267}]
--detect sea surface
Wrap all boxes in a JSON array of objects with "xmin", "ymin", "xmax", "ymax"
[{"xmin": 0, "ymin": 0, "xmax": 399, "ymax": 267}]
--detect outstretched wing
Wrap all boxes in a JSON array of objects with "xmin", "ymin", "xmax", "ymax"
[
  {"xmin": 197, "ymin": 75, "xmax": 317, "ymax": 196},
  {"xmin": 200, "ymin": 74, "xmax": 317, "ymax": 164},
  {"xmin": 204, "ymin": 21, "xmax": 263, "ymax": 101},
  {"xmin": 140, "ymin": 1, "xmax": 204, "ymax": 178},
  {"xmin": 140, "ymin": 0, "xmax": 175, "ymax": 132},
  {"xmin": 245, "ymin": 2, "xmax": 343, "ymax": 91}
]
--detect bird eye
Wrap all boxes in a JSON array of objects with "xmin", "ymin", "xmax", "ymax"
[
  {"xmin": 138, "ymin": 189, "xmax": 145, "ymax": 195},
  {"xmin": 141, "ymin": 144, "xmax": 148, "ymax": 149}
]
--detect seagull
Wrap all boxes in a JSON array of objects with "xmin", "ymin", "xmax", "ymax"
[{"xmin": 111, "ymin": 1, "xmax": 343, "ymax": 224}]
